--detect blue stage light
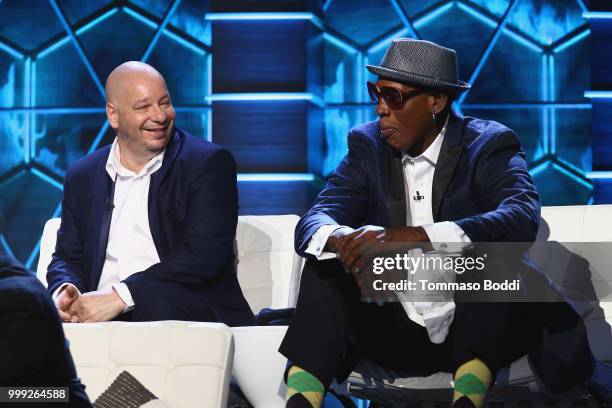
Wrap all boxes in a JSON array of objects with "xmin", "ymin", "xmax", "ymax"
[
  {"xmin": 556, "ymin": 157, "xmax": 587, "ymax": 177},
  {"xmin": 0, "ymin": 235, "xmax": 15, "ymax": 259},
  {"xmin": 205, "ymin": 12, "xmax": 316, "ymax": 21},
  {"xmin": 413, "ymin": 2, "xmax": 453, "ymax": 29},
  {"xmin": 122, "ymin": 6, "xmax": 158, "ymax": 29},
  {"xmin": 142, "ymin": 0, "xmax": 182, "ymax": 62},
  {"xmin": 367, "ymin": 28, "xmax": 409, "ymax": 54},
  {"xmin": 584, "ymin": 91, "xmax": 612, "ymax": 98},
  {"xmin": 456, "ymin": 2, "xmax": 497, "ymax": 29},
  {"xmin": 161, "ymin": 30, "xmax": 206, "ymax": 55},
  {"xmin": 503, "ymin": 29, "xmax": 543, "ymax": 52},
  {"xmin": 207, "ymin": 93, "xmax": 324, "ymax": 107},
  {"xmin": 323, "ymin": 33, "xmax": 359, "ymax": 54},
  {"xmin": 552, "ymin": 163, "xmax": 592, "ymax": 189},
  {"xmin": 529, "ymin": 161, "xmax": 550, "ymax": 177},
  {"xmin": 48, "ymin": 0, "xmax": 105, "ymax": 96},
  {"xmin": 582, "ymin": 11, "xmax": 612, "ymax": 19},
  {"xmin": 0, "ymin": 40, "xmax": 24, "ymax": 59},
  {"xmin": 553, "ymin": 29, "xmax": 590, "ymax": 53},
  {"xmin": 31, "ymin": 168, "xmax": 63, "ymax": 191},
  {"xmin": 460, "ymin": 103, "xmax": 591, "ymax": 109},
  {"xmin": 37, "ymin": 37, "xmax": 70, "ymax": 59},
  {"xmin": 87, "ymin": 121, "xmax": 110, "ymax": 154},
  {"xmin": 388, "ymin": 0, "xmax": 419, "ymax": 39},
  {"xmin": 75, "ymin": 8, "xmax": 118, "ymax": 35},
  {"xmin": 586, "ymin": 172, "xmax": 612, "ymax": 179},
  {"xmin": 237, "ymin": 173, "xmax": 315, "ymax": 182}
]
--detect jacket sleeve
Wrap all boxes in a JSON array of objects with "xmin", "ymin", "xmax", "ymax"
[
  {"xmin": 454, "ymin": 129, "xmax": 541, "ymax": 242},
  {"xmin": 122, "ymin": 148, "xmax": 238, "ymax": 297},
  {"xmin": 46, "ymin": 168, "xmax": 89, "ymax": 295},
  {"xmin": 295, "ymin": 133, "xmax": 370, "ymax": 257}
]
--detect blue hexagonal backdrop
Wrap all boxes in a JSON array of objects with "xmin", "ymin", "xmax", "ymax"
[{"xmin": 0, "ymin": 0, "xmax": 599, "ymax": 267}]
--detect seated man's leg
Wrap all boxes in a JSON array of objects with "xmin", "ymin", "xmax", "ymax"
[
  {"xmin": 279, "ymin": 259, "xmax": 364, "ymax": 407},
  {"xmin": 127, "ymin": 281, "xmax": 216, "ymax": 322},
  {"xmin": 449, "ymin": 302, "xmax": 528, "ymax": 408},
  {"xmin": 279, "ymin": 259, "xmax": 452, "ymax": 407}
]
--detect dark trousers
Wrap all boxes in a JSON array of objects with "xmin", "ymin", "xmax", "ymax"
[
  {"xmin": 279, "ymin": 259, "xmax": 529, "ymax": 388},
  {"xmin": 119, "ymin": 281, "xmax": 217, "ymax": 322}
]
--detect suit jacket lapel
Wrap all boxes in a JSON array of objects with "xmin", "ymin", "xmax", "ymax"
[
  {"xmin": 384, "ymin": 145, "xmax": 407, "ymax": 227},
  {"xmin": 432, "ymin": 112, "xmax": 465, "ymax": 221},
  {"xmin": 90, "ymin": 148, "xmax": 113, "ymax": 289},
  {"xmin": 148, "ymin": 129, "xmax": 184, "ymax": 254}
]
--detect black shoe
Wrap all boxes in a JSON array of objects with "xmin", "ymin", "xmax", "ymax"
[
  {"xmin": 451, "ymin": 396, "xmax": 476, "ymax": 408},
  {"xmin": 286, "ymin": 393, "xmax": 314, "ymax": 408}
]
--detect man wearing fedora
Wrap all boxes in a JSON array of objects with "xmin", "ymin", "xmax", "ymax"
[{"xmin": 279, "ymin": 39, "xmax": 595, "ymax": 408}]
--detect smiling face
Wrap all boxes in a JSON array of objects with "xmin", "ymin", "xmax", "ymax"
[
  {"xmin": 105, "ymin": 63, "xmax": 175, "ymax": 161},
  {"xmin": 375, "ymin": 79, "xmax": 449, "ymax": 156}
]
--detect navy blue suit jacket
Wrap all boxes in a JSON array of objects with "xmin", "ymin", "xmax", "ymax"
[
  {"xmin": 296, "ymin": 111, "xmax": 541, "ymax": 253},
  {"xmin": 295, "ymin": 111, "xmax": 594, "ymax": 392},
  {"xmin": 47, "ymin": 128, "xmax": 253, "ymax": 326}
]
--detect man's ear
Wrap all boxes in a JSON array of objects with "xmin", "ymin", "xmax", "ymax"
[
  {"xmin": 431, "ymin": 93, "xmax": 449, "ymax": 115},
  {"xmin": 106, "ymin": 102, "xmax": 119, "ymax": 129}
]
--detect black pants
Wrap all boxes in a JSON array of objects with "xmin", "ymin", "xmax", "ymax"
[
  {"xmin": 118, "ymin": 281, "xmax": 218, "ymax": 322},
  {"xmin": 279, "ymin": 259, "xmax": 529, "ymax": 388}
]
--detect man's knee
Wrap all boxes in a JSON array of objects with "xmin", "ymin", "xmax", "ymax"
[{"xmin": 129, "ymin": 282, "xmax": 185, "ymax": 321}]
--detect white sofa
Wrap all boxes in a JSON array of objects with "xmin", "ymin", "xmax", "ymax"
[
  {"xmin": 37, "ymin": 207, "xmax": 612, "ymax": 406},
  {"xmin": 37, "ymin": 215, "xmax": 304, "ymax": 408}
]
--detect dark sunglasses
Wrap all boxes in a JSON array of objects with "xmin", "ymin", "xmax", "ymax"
[{"xmin": 367, "ymin": 81, "xmax": 423, "ymax": 110}]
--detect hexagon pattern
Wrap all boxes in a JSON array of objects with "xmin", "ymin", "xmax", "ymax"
[{"xmin": 0, "ymin": 0, "xmax": 594, "ymax": 265}]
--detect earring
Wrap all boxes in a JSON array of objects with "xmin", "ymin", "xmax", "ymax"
[{"xmin": 431, "ymin": 111, "xmax": 437, "ymax": 124}]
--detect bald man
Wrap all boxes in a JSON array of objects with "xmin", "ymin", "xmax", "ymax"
[{"xmin": 47, "ymin": 61, "xmax": 254, "ymax": 325}]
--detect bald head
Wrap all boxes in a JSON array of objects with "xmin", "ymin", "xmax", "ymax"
[
  {"xmin": 105, "ymin": 61, "xmax": 166, "ymax": 105},
  {"xmin": 104, "ymin": 61, "xmax": 176, "ymax": 169}
]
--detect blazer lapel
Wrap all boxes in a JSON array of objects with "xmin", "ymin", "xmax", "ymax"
[
  {"xmin": 90, "ymin": 148, "xmax": 113, "ymax": 289},
  {"xmin": 384, "ymin": 145, "xmax": 407, "ymax": 227},
  {"xmin": 431, "ymin": 112, "xmax": 465, "ymax": 221},
  {"xmin": 148, "ymin": 129, "xmax": 184, "ymax": 254}
]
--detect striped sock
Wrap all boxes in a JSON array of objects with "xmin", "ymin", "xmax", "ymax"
[
  {"xmin": 452, "ymin": 358, "xmax": 492, "ymax": 408},
  {"xmin": 286, "ymin": 365, "xmax": 324, "ymax": 408}
]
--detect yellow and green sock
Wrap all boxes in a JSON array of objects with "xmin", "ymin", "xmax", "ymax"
[
  {"xmin": 286, "ymin": 365, "xmax": 325, "ymax": 408},
  {"xmin": 452, "ymin": 358, "xmax": 492, "ymax": 408}
]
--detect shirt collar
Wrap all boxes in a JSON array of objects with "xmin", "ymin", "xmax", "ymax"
[
  {"xmin": 105, "ymin": 138, "xmax": 165, "ymax": 180},
  {"xmin": 402, "ymin": 116, "xmax": 449, "ymax": 166}
]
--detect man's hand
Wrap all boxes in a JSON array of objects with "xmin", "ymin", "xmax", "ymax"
[
  {"xmin": 336, "ymin": 225, "xmax": 385, "ymax": 274},
  {"xmin": 331, "ymin": 225, "xmax": 431, "ymax": 290},
  {"xmin": 325, "ymin": 227, "xmax": 355, "ymax": 253},
  {"xmin": 68, "ymin": 288, "xmax": 125, "ymax": 323},
  {"xmin": 54, "ymin": 284, "xmax": 80, "ymax": 322},
  {"xmin": 380, "ymin": 226, "xmax": 431, "ymax": 245}
]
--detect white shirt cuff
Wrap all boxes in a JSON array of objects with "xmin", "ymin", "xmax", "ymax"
[
  {"xmin": 52, "ymin": 282, "xmax": 81, "ymax": 303},
  {"xmin": 305, "ymin": 225, "xmax": 354, "ymax": 260},
  {"xmin": 112, "ymin": 282, "xmax": 135, "ymax": 313},
  {"xmin": 422, "ymin": 221, "xmax": 472, "ymax": 253}
]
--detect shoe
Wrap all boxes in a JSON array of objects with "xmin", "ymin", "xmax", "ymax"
[
  {"xmin": 286, "ymin": 393, "xmax": 314, "ymax": 408},
  {"xmin": 451, "ymin": 396, "xmax": 476, "ymax": 408}
]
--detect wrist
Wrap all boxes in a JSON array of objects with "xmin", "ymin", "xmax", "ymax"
[{"xmin": 416, "ymin": 226, "xmax": 430, "ymax": 242}]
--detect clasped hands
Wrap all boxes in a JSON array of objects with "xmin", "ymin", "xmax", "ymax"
[
  {"xmin": 325, "ymin": 225, "xmax": 431, "ymax": 290},
  {"xmin": 54, "ymin": 284, "xmax": 125, "ymax": 323}
]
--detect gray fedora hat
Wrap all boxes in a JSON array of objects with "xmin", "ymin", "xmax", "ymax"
[{"xmin": 366, "ymin": 38, "xmax": 470, "ymax": 93}]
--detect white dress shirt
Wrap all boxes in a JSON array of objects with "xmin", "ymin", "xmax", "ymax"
[
  {"xmin": 54, "ymin": 138, "xmax": 164, "ymax": 313},
  {"xmin": 305, "ymin": 120, "xmax": 471, "ymax": 343}
]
